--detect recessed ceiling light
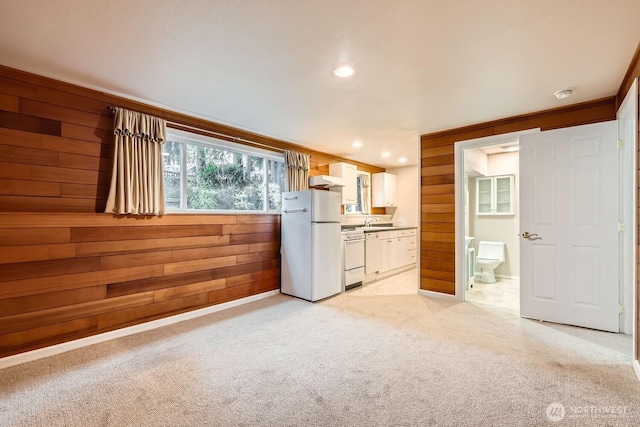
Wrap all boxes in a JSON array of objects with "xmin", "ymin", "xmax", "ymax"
[
  {"xmin": 398, "ymin": 157, "xmax": 407, "ymax": 163},
  {"xmin": 334, "ymin": 66, "xmax": 354, "ymax": 78},
  {"xmin": 381, "ymin": 152, "xmax": 390, "ymax": 158},
  {"xmin": 352, "ymin": 140, "xmax": 363, "ymax": 148},
  {"xmin": 554, "ymin": 89, "xmax": 573, "ymax": 99}
]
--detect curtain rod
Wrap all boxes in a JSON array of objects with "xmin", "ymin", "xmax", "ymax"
[{"xmin": 106, "ymin": 106, "xmax": 283, "ymax": 153}]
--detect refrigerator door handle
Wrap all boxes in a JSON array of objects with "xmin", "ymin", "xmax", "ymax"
[
  {"xmin": 283, "ymin": 196, "xmax": 298, "ymax": 200},
  {"xmin": 283, "ymin": 208, "xmax": 308, "ymax": 214}
]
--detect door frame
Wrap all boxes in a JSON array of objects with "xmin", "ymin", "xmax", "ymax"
[
  {"xmin": 617, "ymin": 77, "xmax": 638, "ymax": 356},
  {"xmin": 454, "ymin": 129, "xmax": 539, "ymax": 300}
]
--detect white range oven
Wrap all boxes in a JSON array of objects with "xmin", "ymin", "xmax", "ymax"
[{"xmin": 341, "ymin": 229, "xmax": 365, "ymax": 291}]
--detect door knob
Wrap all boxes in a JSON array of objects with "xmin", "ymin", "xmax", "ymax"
[{"xmin": 520, "ymin": 232, "xmax": 538, "ymax": 239}]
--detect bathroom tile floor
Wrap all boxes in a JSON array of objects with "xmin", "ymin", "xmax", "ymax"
[{"xmin": 465, "ymin": 277, "xmax": 520, "ymax": 311}]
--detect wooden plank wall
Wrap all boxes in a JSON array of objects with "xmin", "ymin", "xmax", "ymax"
[
  {"xmin": 420, "ymin": 97, "xmax": 617, "ymax": 294},
  {"xmin": 0, "ymin": 65, "xmax": 384, "ymax": 357},
  {"xmin": 0, "ymin": 213, "xmax": 280, "ymax": 357}
]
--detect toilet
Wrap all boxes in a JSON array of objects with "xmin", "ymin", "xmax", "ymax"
[{"xmin": 476, "ymin": 241, "xmax": 505, "ymax": 283}]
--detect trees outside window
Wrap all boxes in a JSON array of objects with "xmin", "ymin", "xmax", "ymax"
[{"xmin": 162, "ymin": 131, "xmax": 284, "ymax": 212}]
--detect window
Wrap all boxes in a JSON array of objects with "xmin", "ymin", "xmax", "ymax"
[
  {"xmin": 163, "ymin": 129, "xmax": 285, "ymax": 212},
  {"xmin": 344, "ymin": 171, "xmax": 371, "ymax": 214}
]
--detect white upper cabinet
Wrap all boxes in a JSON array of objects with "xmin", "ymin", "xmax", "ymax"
[
  {"xmin": 372, "ymin": 172, "xmax": 397, "ymax": 207},
  {"xmin": 329, "ymin": 162, "xmax": 358, "ymax": 205},
  {"xmin": 476, "ymin": 175, "xmax": 514, "ymax": 215}
]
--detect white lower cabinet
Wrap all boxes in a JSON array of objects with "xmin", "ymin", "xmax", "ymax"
[
  {"xmin": 365, "ymin": 233, "xmax": 380, "ymax": 274},
  {"xmin": 366, "ymin": 228, "xmax": 417, "ymax": 277},
  {"xmin": 396, "ymin": 235, "xmax": 408, "ymax": 268},
  {"xmin": 408, "ymin": 247, "xmax": 417, "ymax": 265},
  {"xmin": 378, "ymin": 232, "xmax": 392, "ymax": 273},
  {"xmin": 387, "ymin": 232, "xmax": 399, "ymax": 271},
  {"xmin": 396, "ymin": 229, "xmax": 417, "ymax": 268}
]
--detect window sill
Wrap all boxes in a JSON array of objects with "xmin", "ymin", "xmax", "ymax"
[{"xmin": 165, "ymin": 209, "xmax": 281, "ymax": 215}]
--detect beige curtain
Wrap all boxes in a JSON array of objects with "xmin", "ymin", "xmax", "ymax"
[
  {"xmin": 285, "ymin": 150, "xmax": 310, "ymax": 192},
  {"xmin": 360, "ymin": 174, "xmax": 370, "ymax": 214},
  {"xmin": 105, "ymin": 108, "xmax": 167, "ymax": 215}
]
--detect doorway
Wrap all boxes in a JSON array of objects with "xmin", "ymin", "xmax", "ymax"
[{"xmin": 462, "ymin": 142, "xmax": 521, "ymax": 312}]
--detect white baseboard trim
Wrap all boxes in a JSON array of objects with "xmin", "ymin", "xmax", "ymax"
[
  {"xmin": 0, "ymin": 289, "xmax": 280, "ymax": 371},
  {"xmin": 633, "ymin": 359, "xmax": 640, "ymax": 382},
  {"xmin": 418, "ymin": 289, "xmax": 461, "ymax": 301}
]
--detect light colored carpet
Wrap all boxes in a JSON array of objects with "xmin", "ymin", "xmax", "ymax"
[{"xmin": 1, "ymin": 269, "xmax": 639, "ymax": 426}]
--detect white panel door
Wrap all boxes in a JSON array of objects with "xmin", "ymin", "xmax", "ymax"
[{"xmin": 519, "ymin": 121, "xmax": 619, "ymax": 332}]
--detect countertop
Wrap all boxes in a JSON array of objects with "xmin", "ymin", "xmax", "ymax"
[
  {"xmin": 358, "ymin": 226, "xmax": 417, "ymax": 232},
  {"xmin": 341, "ymin": 225, "xmax": 417, "ymax": 232}
]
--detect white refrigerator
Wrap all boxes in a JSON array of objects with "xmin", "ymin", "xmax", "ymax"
[{"xmin": 281, "ymin": 190, "xmax": 342, "ymax": 301}]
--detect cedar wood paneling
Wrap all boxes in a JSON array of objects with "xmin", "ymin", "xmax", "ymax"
[
  {"xmin": 0, "ymin": 65, "xmax": 384, "ymax": 357},
  {"xmin": 420, "ymin": 97, "xmax": 617, "ymax": 294}
]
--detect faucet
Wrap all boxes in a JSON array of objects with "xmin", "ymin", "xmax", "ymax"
[{"xmin": 364, "ymin": 217, "xmax": 378, "ymax": 227}]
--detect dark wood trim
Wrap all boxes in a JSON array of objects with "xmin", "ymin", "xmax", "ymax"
[
  {"xmin": 616, "ymin": 41, "xmax": 640, "ymax": 110},
  {"xmin": 421, "ymin": 97, "xmax": 616, "ymax": 141}
]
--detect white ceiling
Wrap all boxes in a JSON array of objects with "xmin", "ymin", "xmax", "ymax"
[
  {"xmin": 0, "ymin": 0, "xmax": 639, "ymax": 168},
  {"xmin": 478, "ymin": 144, "xmax": 518, "ymax": 155}
]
